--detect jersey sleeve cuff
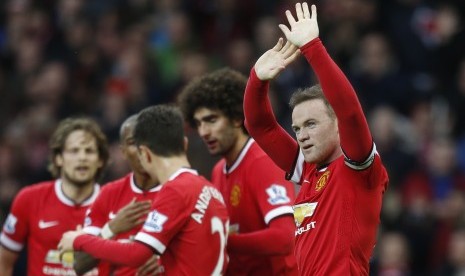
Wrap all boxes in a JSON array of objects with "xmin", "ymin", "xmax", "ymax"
[
  {"xmin": 344, "ymin": 143, "xmax": 377, "ymax": 170},
  {"xmin": 264, "ymin": 206, "xmax": 294, "ymax": 224},
  {"xmin": 135, "ymin": 232, "xmax": 166, "ymax": 254},
  {"xmin": 0, "ymin": 233, "xmax": 23, "ymax": 252},
  {"xmin": 82, "ymin": 226, "xmax": 101, "ymax": 236}
]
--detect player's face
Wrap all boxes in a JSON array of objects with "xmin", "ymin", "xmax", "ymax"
[
  {"xmin": 292, "ymin": 99, "xmax": 340, "ymax": 166},
  {"xmin": 56, "ymin": 130, "xmax": 103, "ymax": 187},
  {"xmin": 193, "ymin": 107, "xmax": 239, "ymax": 157},
  {"xmin": 120, "ymin": 125, "xmax": 145, "ymax": 174}
]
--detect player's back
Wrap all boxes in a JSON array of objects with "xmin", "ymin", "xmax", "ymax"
[{"xmin": 136, "ymin": 168, "xmax": 229, "ymax": 276}]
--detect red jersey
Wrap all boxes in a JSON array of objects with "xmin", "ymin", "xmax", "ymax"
[
  {"xmin": 291, "ymin": 149, "xmax": 388, "ymax": 275},
  {"xmin": 211, "ymin": 139, "xmax": 298, "ymax": 275},
  {"xmin": 0, "ymin": 180, "xmax": 99, "ymax": 276},
  {"xmin": 135, "ymin": 168, "xmax": 229, "ymax": 275},
  {"xmin": 83, "ymin": 173, "xmax": 161, "ymax": 275},
  {"xmin": 244, "ymin": 38, "xmax": 389, "ymax": 275}
]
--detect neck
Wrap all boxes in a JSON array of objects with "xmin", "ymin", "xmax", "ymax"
[
  {"xmin": 152, "ymin": 154, "xmax": 191, "ymax": 184},
  {"xmin": 61, "ymin": 178, "xmax": 95, "ymax": 204},
  {"xmin": 225, "ymin": 133, "xmax": 249, "ymax": 167},
  {"xmin": 133, "ymin": 172, "xmax": 158, "ymax": 190}
]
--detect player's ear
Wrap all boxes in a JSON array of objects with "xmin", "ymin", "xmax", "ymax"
[
  {"xmin": 232, "ymin": 118, "xmax": 243, "ymax": 128},
  {"xmin": 55, "ymin": 154, "xmax": 63, "ymax": 167},
  {"xmin": 183, "ymin": 136, "xmax": 189, "ymax": 151}
]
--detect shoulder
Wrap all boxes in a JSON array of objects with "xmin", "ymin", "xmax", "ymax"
[
  {"xmin": 16, "ymin": 180, "xmax": 54, "ymax": 198},
  {"xmin": 100, "ymin": 174, "xmax": 131, "ymax": 193}
]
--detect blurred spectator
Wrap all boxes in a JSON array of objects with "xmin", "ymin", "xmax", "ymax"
[{"xmin": 370, "ymin": 232, "xmax": 411, "ymax": 276}]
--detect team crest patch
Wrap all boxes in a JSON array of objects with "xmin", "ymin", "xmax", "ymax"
[
  {"xmin": 292, "ymin": 202, "xmax": 318, "ymax": 227},
  {"xmin": 3, "ymin": 214, "xmax": 18, "ymax": 234},
  {"xmin": 315, "ymin": 171, "xmax": 330, "ymax": 192},
  {"xmin": 266, "ymin": 184, "xmax": 290, "ymax": 205},
  {"xmin": 230, "ymin": 184, "xmax": 241, "ymax": 207},
  {"xmin": 143, "ymin": 210, "xmax": 168, "ymax": 233}
]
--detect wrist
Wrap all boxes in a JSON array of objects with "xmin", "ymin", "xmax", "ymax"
[{"xmin": 100, "ymin": 223, "xmax": 115, "ymax": 239}]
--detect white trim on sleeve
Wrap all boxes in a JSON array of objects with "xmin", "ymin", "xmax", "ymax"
[
  {"xmin": 264, "ymin": 206, "xmax": 294, "ymax": 224},
  {"xmin": 135, "ymin": 232, "xmax": 166, "ymax": 254},
  {"xmin": 0, "ymin": 233, "xmax": 23, "ymax": 252},
  {"xmin": 82, "ymin": 226, "xmax": 101, "ymax": 236}
]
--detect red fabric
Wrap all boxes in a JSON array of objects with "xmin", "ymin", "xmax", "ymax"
[
  {"xmin": 300, "ymin": 38, "xmax": 372, "ymax": 162},
  {"xmin": 227, "ymin": 215, "xmax": 295, "ymax": 255},
  {"xmin": 74, "ymin": 235, "xmax": 152, "ymax": 267},
  {"xmin": 243, "ymin": 69, "xmax": 299, "ymax": 173}
]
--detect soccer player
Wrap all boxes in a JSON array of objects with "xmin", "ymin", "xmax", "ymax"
[
  {"xmin": 178, "ymin": 68, "xmax": 298, "ymax": 275},
  {"xmin": 243, "ymin": 3, "xmax": 389, "ymax": 275},
  {"xmin": 74, "ymin": 114, "xmax": 161, "ymax": 275},
  {"xmin": 58, "ymin": 105, "xmax": 230, "ymax": 275},
  {"xmin": 0, "ymin": 117, "xmax": 109, "ymax": 276}
]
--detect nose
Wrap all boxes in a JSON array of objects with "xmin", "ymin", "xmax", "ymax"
[
  {"xmin": 297, "ymin": 128, "xmax": 310, "ymax": 143},
  {"xmin": 197, "ymin": 123, "xmax": 210, "ymax": 138}
]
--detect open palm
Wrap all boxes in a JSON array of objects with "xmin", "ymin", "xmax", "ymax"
[{"xmin": 255, "ymin": 38, "xmax": 300, "ymax": 81}]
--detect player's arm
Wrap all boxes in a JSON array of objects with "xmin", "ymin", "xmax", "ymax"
[
  {"xmin": 60, "ymin": 232, "xmax": 154, "ymax": 267},
  {"xmin": 280, "ymin": 3, "xmax": 373, "ymax": 162},
  {"xmin": 0, "ymin": 246, "xmax": 18, "ymax": 276},
  {"xmin": 74, "ymin": 199, "xmax": 151, "ymax": 274},
  {"xmin": 227, "ymin": 215, "xmax": 294, "ymax": 255},
  {"xmin": 244, "ymin": 39, "xmax": 301, "ymax": 172}
]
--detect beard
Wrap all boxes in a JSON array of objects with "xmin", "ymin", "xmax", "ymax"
[{"xmin": 62, "ymin": 169, "xmax": 96, "ymax": 187}]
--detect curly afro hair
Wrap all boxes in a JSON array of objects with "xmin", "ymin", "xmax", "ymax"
[{"xmin": 177, "ymin": 67, "xmax": 248, "ymax": 131}]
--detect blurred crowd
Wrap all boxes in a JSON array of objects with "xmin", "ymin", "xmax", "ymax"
[{"xmin": 1, "ymin": 0, "xmax": 465, "ymax": 275}]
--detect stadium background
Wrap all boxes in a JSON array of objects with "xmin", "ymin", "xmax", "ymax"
[{"xmin": 0, "ymin": 0, "xmax": 465, "ymax": 275}]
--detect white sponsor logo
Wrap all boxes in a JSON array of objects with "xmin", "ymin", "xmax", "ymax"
[
  {"xmin": 108, "ymin": 212, "xmax": 116, "ymax": 220},
  {"xmin": 39, "ymin": 220, "xmax": 59, "ymax": 229},
  {"xmin": 303, "ymin": 179, "xmax": 310, "ymax": 184},
  {"xmin": 266, "ymin": 184, "xmax": 290, "ymax": 205},
  {"xmin": 295, "ymin": 221, "xmax": 316, "ymax": 236},
  {"xmin": 4, "ymin": 214, "xmax": 18, "ymax": 234},
  {"xmin": 143, "ymin": 211, "xmax": 168, "ymax": 233}
]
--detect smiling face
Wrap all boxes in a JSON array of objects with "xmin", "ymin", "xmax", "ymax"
[
  {"xmin": 193, "ymin": 107, "xmax": 241, "ymax": 158},
  {"xmin": 56, "ymin": 130, "xmax": 103, "ymax": 187},
  {"xmin": 292, "ymin": 99, "xmax": 340, "ymax": 166}
]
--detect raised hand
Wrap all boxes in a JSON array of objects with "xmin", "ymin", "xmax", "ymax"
[
  {"xmin": 109, "ymin": 198, "xmax": 152, "ymax": 234},
  {"xmin": 255, "ymin": 38, "xmax": 300, "ymax": 81},
  {"xmin": 279, "ymin": 3, "xmax": 319, "ymax": 47}
]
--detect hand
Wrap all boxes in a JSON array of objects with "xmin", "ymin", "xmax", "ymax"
[
  {"xmin": 136, "ymin": 255, "xmax": 164, "ymax": 275},
  {"xmin": 109, "ymin": 198, "xmax": 151, "ymax": 234},
  {"xmin": 58, "ymin": 226, "xmax": 84, "ymax": 256},
  {"xmin": 255, "ymin": 38, "xmax": 300, "ymax": 81},
  {"xmin": 279, "ymin": 3, "xmax": 319, "ymax": 47}
]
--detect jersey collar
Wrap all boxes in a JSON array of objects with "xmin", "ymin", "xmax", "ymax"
[
  {"xmin": 223, "ymin": 138, "xmax": 254, "ymax": 174},
  {"xmin": 55, "ymin": 179, "xmax": 100, "ymax": 207},
  {"xmin": 130, "ymin": 173, "xmax": 162, "ymax": 193},
  {"xmin": 168, "ymin": 167, "xmax": 198, "ymax": 181}
]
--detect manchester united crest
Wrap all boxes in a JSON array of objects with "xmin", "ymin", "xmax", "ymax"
[
  {"xmin": 230, "ymin": 184, "xmax": 241, "ymax": 207},
  {"xmin": 315, "ymin": 170, "xmax": 330, "ymax": 192}
]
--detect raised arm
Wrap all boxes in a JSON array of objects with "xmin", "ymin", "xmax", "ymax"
[
  {"xmin": 280, "ymin": 3, "xmax": 372, "ymax": 162},
  {"xmin": 244, "ymin": 39, "xmax": 301, "ymax": 172}
]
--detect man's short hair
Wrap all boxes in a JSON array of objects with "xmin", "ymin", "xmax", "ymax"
[
  {"xmin": 289, "ymin": 84, "xmax": 336, "ymax": 119},
  {"xmin": 134, "ymin": 105, "xmax": 185, "ymax": 157},
  {"xmin": 177, "ymin": 67, "xmax": 247, "ymax": 131},
  {"xmin": 48, "ymin": 117, "xmax": 109, "ymax": 180}
]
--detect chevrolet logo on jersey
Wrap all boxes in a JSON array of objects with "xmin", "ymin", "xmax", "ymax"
[
  {"xmin": 230, "ymin": 184, "xmax": 241, "ymax": 207},
  {"xmin": 315, "ymin": 171, "xmax": 330, "ymax": 192},
  {"xmin": 292, "ymin": 202, "xmax": 318, "ymax": 227}
]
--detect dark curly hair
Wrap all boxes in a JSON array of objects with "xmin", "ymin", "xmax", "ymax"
[{"xmin": 177, "ymin": 67, "xmax": 248, "ymax": 133}]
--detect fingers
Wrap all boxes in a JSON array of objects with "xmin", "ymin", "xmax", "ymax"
[
  {"xmin": 284, "ymin": 49, "xmax": 301, "ymax": 66},
  {"xmin": 137, "ymin": 255, "xmax": 161, "ymax": 276},
  {"xmin": 303, "ymin": 2, "xmax": 311, "ymax": 19},
  {"xmin": 285, "ymin": 10, "xmax": 296, "ymax": 26},
  {"xmin": 272, "ymin": 37, "xmax": 284, "ymax": 51},
  {"xmin": 278, "ymin": 24, "xmax": 291, "ymax": 39},
  {"xmin": 295, "ymin": 2, "xmax": 304, "ymax": 20},
  {"xmin": 311, "ymin": 4, "xmax": 317, "ymax": 20}
]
